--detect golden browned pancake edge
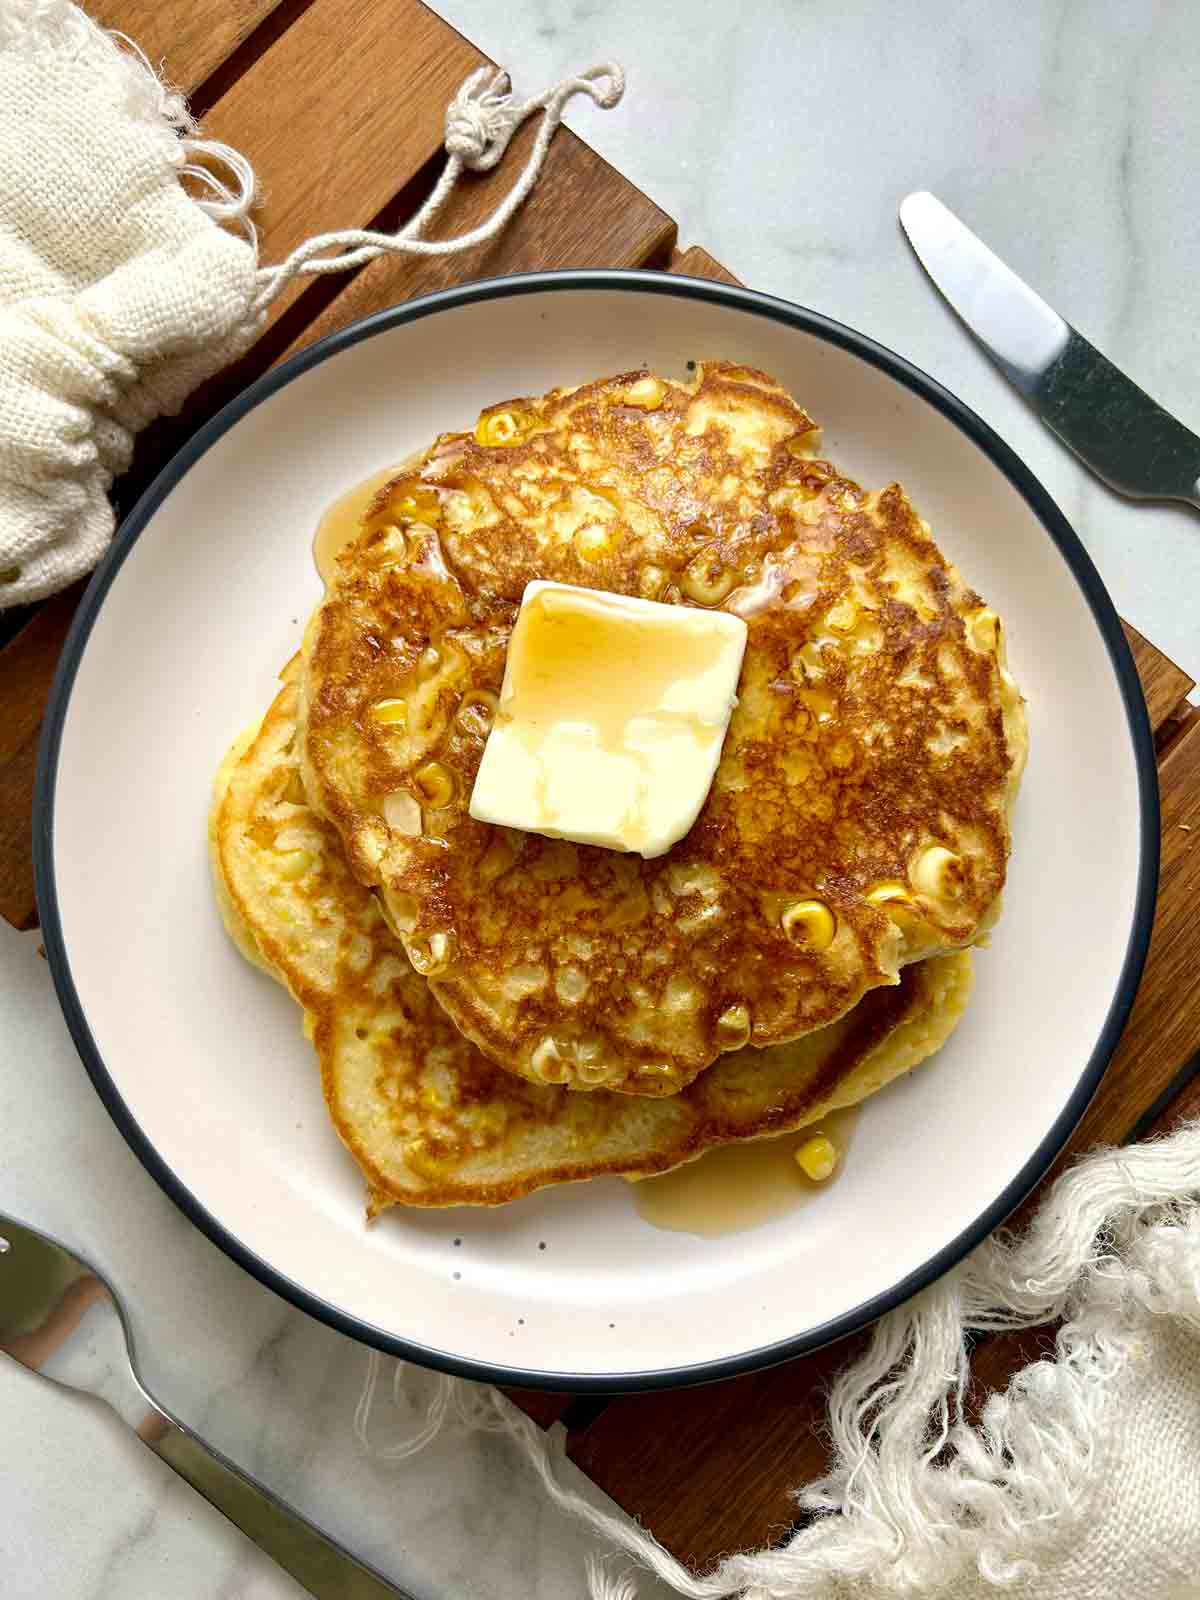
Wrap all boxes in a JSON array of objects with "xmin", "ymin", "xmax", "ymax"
[
  {"xmin": 211, "ymin": 672, "xmax": 974, "ymax": 1211},
  {"xmin": 299, "ymin": 361, "xmax": 1024, "ymax": 1096}
]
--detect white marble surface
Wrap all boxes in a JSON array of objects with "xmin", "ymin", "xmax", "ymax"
[{"xmin": 5, "ymin": 4, "xmax": 1199, "ymax": 1598}]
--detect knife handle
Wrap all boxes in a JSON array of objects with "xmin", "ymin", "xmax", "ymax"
[
  {"xmin": 139, "ymin": 1407, "xmax": 412, "ymax": 1599},
  {"xmin": 1043, "ymin": 331, "xmax": 1200, "ymax": 512}
]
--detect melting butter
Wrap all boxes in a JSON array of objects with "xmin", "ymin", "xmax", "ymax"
[{"xmin": 468, "ymin": 581, "xmax": 747, "ymax": 858}]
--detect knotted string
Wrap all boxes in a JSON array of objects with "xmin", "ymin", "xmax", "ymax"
[
  {"xmin": 221, "ymin": 61, "xmax": 627, "ymax": 317},
  {"xmin": 110, "ymin": 37, "xmax": 623, "ymax": 328}
]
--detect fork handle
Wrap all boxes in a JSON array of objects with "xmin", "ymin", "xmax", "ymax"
[{"xmin": 140, "ymin": 1408, "xmax": 414, "ymax": 1599}]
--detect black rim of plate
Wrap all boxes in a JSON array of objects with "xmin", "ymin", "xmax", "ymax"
[{"xmin": 34, "ymin": 269, "xmax": 1160, "ymax": 1394}]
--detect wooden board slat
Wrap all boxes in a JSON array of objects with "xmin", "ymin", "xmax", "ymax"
[
  {"xmin": 202, "ymin": 0, "xmax": 484, "ymax": 323},
  {"xmin": 1147, "ymin": 1059, "xmax": 1200, "ymax": 1136},
  {"xmin": 499, "ymin": 1389, "xmax": 573, "ymax": 1430},
  {"xmin": 0, "ymin": 588, "xmax": 83, "ymax": 931},
  {"xmin": 667, "ymin": 245, "xmax": 741, "ymax": 286},
  {"xmin": 86, "ymin": 0, "xmax": 286, "ymax": 95},
  {"xmin": 1123, "ymin": 620, "xmax": 1195, "ymax": 732},
  {"xmin": 1027, "ymin": 712, "xmax": 1200, "ymax": 1163},
  {"xmin": 1158, "ymin": 702, "xmax": 1200, "ymax": 760},
  {"xmin": 280, "ymin": 122, "xmax": 676, "ymax": 361},
  {"xmin": 569, "ymin": 1337, "xmax": 865, "ymax": 1571}
]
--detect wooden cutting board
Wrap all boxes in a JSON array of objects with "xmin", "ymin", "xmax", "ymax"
[{"xmin": 3, "ymin": 0, "xmax": 1198, "ymax": 1574}]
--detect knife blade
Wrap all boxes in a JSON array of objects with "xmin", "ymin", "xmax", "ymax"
[{"xmin": 899, "ymin": 191, "xmax": 1200, "ymax": 512}]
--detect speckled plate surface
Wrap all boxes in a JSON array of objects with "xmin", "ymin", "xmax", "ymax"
[{"xmin": 35, "ymin": 272, "xmax": 1156, "ymax": 1390}]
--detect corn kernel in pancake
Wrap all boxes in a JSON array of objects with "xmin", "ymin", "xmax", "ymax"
[
  {"xmin": 210, "ymin": 672, "xmax": 974, "ymax": 1210},
  {"xmin": 299, "ymin": 361, "xmax": 1025, "ymax": 1096}
]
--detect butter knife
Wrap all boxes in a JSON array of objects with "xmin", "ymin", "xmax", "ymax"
[
  {"xmin": 899, "ymin": 190, "xmax": 1200, "ymax": 512},
  {"xmin": 0, "ymin": 1212, "xmax": 411, "ymax": 1599}
]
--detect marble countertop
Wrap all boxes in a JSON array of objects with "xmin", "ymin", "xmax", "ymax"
[{"xmin": 4, "ymin": 3, "xmax": 1197, "ymax": 1596}]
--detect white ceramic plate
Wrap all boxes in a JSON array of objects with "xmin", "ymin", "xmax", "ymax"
[{"xmin": 36, "ymin": 274, "xmax": 1157, "ymax": 1390}]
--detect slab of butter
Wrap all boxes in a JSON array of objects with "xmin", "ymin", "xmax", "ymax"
[{"xmin": 469, "ymin": 581, "xmax": 747, "ymax": 858}]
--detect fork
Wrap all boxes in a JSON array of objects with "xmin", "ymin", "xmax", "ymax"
[{"xmin": 0, "ymin": 1213, "xmax": 412, "ymax": 1599}]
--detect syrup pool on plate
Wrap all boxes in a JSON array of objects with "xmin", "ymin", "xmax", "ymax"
[
  {"xmin": 311, "ymin": 465, "xmax": 407, "ymax": 586},
  {"xmin": 633, "ymin": 1105, "xmax": 860, "ymax": 1238}
]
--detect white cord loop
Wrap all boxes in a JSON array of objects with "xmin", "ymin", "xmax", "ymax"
[
  {"xmin": 247, "ymin": 60, "xmax": 625, "ymax": 317},
  {"xmin": 179, "ymin": 138, "xmax": 258, "ymax": 246}
]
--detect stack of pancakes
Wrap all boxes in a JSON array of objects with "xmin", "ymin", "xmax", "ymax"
[{"xmin": 210, "ymin": 361, "xmax": 1026, "ymax": 1213}]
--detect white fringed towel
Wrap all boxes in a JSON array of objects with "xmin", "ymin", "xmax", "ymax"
[
  {"xmin": 356, "ymin": 1123, "xmax": 1200, "ymax": 1600},
  {"xmin": 0, "ymin": 0, "xmax": 622, "ymax": 607}
]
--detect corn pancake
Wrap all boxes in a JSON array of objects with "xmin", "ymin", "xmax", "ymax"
[
  {"xmin": 212, "ymin": 667, "xmax": 973, "ymax": 1211},
  {"xmin": 299, "ymin": 360, "xmax": 1023, "ymax": 1096}
]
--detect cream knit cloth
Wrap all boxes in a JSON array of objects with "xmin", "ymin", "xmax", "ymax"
[{"xmin": 0, "ymin": 0, "xmax": 622, "ymax": 607}]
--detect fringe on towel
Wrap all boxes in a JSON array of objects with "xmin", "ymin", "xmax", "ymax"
[{"xmin": 353, "ymin": 1123, "xmax": 1200, "ymax": 1599}]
